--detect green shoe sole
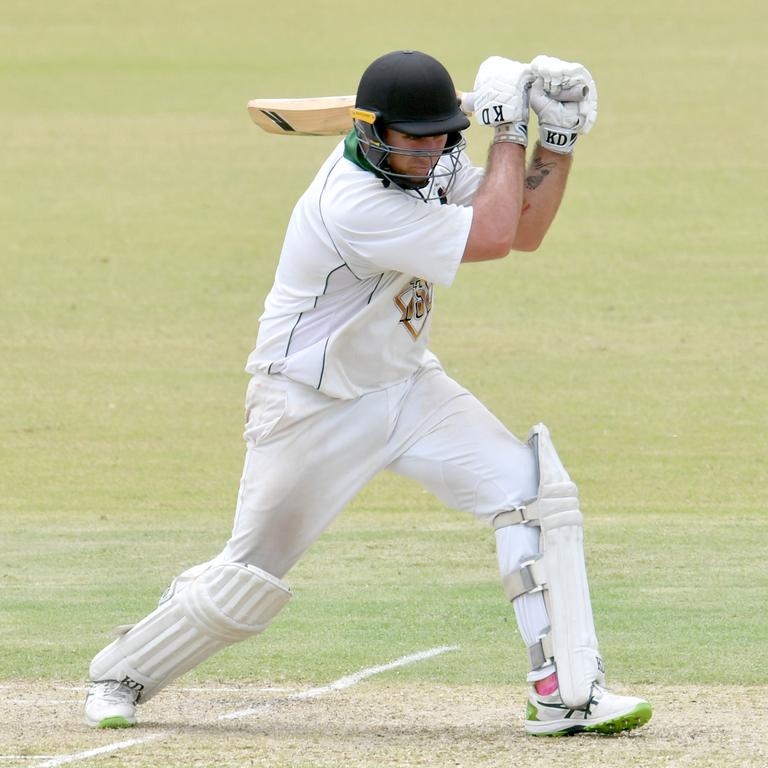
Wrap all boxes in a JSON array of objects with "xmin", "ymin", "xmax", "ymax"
[
  {"xmin": 584, "ymin": 702, "xmax": 653, "ymax": 735},
  {"xmin": 97, "ymin": 716, "xmax": 136, "ymax": 729},
  {"xmin": 529, "ymin": 702, "xmax": 653, "ymax": 737}
]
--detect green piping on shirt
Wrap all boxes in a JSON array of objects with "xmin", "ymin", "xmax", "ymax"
[{"xmin": 343, "ymin": 131, "xmax": 386, "ymax": 181}]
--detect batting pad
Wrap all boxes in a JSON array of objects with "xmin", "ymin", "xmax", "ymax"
[
  {"xmin": 494, "ymin": 423, "xmax": 605, "ymax": 708},
  {"xmin": 89, "ymin": 562, "xmax": 292, "ymax": 702}
]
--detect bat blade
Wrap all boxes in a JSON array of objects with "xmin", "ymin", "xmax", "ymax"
[
  {"xmin": 247, "ymin": 96, "xmax": 356, "ymax": 136},
  {"xmin": 247, "ymin": 92, "xmax": 474, "ymax": 137}
]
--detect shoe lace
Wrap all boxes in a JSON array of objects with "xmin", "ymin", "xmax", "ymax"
[
  {"xmin": 584, "ymin": 682, "xmax": 605, "ymax": 717},
  {"xmin": 94, "ymin": 681, "xmax": 138, "ymax": 704}
]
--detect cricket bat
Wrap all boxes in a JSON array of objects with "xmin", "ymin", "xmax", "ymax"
[
  {"xmin": 247, "ymin": 85, "xmax": 587, "ymax": 137},
  {"xmin": 247, "ymin": 92, "xmax": 474, "ymax": 137}
]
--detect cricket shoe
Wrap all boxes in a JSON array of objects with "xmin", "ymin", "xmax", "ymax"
[
  {"xmin": 525, "ymin": 683, "xmax": 652, "ymax": 736},
  {"xmin": 85, "ymin": 680, "xmax": 139, "ymax": 728}
]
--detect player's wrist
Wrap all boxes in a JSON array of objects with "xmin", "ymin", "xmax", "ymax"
[
  {"xmin": 531, "ymin": 141, "xmax": 573, "ymax": 163},
  {"xmin": 533, "ymin": 141, "xmax": 574, "ymax": 161}
]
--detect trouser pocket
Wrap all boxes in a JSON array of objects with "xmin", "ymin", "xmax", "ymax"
[{"xmin": 244, "ymin": 374, "xmax": 289, "ymax": 444}]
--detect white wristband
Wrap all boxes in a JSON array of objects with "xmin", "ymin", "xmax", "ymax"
[{"xmin": 493, "ymin": 122, "xmax": 528, "ymax": 148}]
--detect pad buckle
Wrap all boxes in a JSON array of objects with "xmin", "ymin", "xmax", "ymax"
[{"xmin": 493, "ymin": 505, "xmax": 533, "ymax": 530}]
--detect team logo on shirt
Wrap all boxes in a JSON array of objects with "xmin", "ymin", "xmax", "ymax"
[{"xmin": 395, "ymin": 278, "xmax": 433, "ymax": 340}]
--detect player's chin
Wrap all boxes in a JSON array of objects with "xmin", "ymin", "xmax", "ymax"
[
  {"xmin": 398, "ymin": 179, "xmax": 429, "ymax": 191},
  {"xmin": 400, "ymin": 171, "xmax": 431, "ymax": 189}
]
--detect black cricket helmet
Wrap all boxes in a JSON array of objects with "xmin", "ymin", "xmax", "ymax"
[{"xmin": 352, "ymin": 50, "xmax": 469, "ymax": 200}]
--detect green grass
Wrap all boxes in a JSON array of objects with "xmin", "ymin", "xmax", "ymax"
[
  {"xmin": 2, "ymin": 497, "xmax": 766, "ymax": 686},
  {"xmin": 1, "ymin": 0, "xmax": 767, "ymax": 691}
]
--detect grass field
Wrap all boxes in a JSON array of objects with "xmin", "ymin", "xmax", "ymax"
[{"xmin": 1, "ymin": 1, "xmax": 767, "ymax": 766}]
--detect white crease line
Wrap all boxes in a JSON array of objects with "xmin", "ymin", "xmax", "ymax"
[
  {"xmin": 218, "ymin": 644, "xmax": 460, "ymax": 720},
  {"xmin": 30, "ymin": 733, "xmax": 168, "ymax": 768},
  {"xmin": 29, "ymin": 645, "xmax": 459, "ymax": 768}
]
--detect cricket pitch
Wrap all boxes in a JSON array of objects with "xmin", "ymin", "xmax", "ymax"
[{"xmin": 1, "ymin": 682, "xmax": 765, "ymax": 768}]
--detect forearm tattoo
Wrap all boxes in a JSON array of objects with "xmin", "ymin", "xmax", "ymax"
[{"xmin": 525, "ymin": 153, "xmax": 557, "ymax": 191}]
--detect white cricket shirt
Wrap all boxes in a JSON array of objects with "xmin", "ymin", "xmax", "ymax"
[{"xmin": 246, "ymin": 134, "xmax": 484, "ymax": 399}]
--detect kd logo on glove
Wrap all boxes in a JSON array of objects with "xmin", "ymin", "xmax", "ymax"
[
  {"xmin": 481, "ymin": 105, "xmax": 506, "ymax": 125},
  {"xmin": 545, "ymin": 130, "xmax": 577, "ymax": 149}
]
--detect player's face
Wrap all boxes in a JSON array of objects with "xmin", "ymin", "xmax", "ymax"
[{"xmin": 382, "ymin": 129, "xmax": 448, "ymax": 185}]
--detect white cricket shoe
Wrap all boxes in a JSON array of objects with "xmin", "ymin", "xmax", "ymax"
[
  {"xmin": 85, "ymin": 680, "xmax": 139, "ymax": 728},
  {"xmin": 525, "ymin": 683, "xmax": 652, "ymax": 736}
]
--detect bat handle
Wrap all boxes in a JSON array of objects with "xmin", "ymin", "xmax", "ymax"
[
  {"xmin": 548, "ymin": 83, "xmax": 589, "ymax": 102},
  {"xmin": 457, "ymin": 90, "xmax": 475, "ymax": 115}
]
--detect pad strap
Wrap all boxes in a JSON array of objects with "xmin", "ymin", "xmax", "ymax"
[
  {"xmin": 493, "ymin": 506, "xmax": 532, "ymax": 529},
  {"xmin": 528, "ymin": 632, "xmax": 555, "ymax": 670},
  {"xmin": 501, "ymin": 557, "xmax": 546, "ymax": 601}
]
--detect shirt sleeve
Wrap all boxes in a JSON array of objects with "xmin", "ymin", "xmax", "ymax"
[{"xmin": 323, "ymin": 177, "xmax": 473, "ymax": 287}]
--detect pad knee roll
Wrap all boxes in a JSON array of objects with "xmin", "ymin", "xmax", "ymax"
[
  {"xmin": 89, "ymin": 562, "xmax": 291, "ymax": 702},
  {"xmin": 494, "ymin": 423, "xmax": 604, "ymax": 708}
]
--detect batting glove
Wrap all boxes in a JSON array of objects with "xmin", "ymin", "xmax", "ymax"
[
  {"xmin": 472, "ymin": 56, "xmax": 535, "ymax": 147},
  {"xmin": 529, "ymin": 55, "xmax": 598, "ymax": 154}
]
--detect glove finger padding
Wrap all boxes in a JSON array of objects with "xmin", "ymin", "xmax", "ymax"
[
  {"xmin": 531, "ymin": 54, "xmax": 598, "ymax": 140},
  {"xmin": 530, "ymin": 75, "xmax": 598, "ymax": 153},
  {"xmin": 530, "ymin": 80, "xmax": 580, "ymax": 154},
  {"xmin": 576, "ymin": 76, "xmax": 598, "ymax": 135},
  {"xmin": 531, "ymin": 54, "xmax": 591, "ymax": 97},
  {"xmin": 473, "ymin": 56, "xmax": 534, "ymax": 140},
  {"xmin": 530, "ymin": 82, "xmax": 581, "ymax": 129}
]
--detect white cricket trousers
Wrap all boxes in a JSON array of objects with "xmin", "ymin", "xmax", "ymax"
[
  {"xmin": 201, "ymin": 358, "xmax": 551, "ymax": 653},
  {"xmin": 215, "ymin": 358, "xmax": 537, "ymax": 576}
]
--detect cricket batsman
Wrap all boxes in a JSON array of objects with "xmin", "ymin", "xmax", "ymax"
[{"xmin": 85, "ymin": 49, "xmax": 652, "ymax": 736}]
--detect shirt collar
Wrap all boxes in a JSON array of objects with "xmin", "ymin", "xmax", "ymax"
[{"xmin": 343, "ymin": 130, "xmax": 386, "ymax": 181}]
